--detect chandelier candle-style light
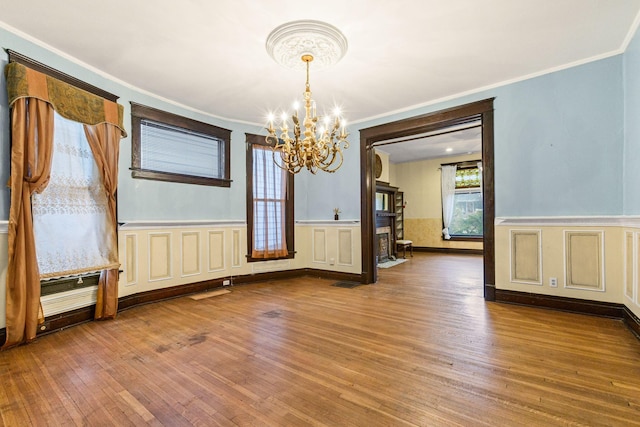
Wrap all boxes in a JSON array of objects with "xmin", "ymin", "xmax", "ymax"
[{"xmin": 265, "ymin": 20, "xmax": 349, "ymax": 174}]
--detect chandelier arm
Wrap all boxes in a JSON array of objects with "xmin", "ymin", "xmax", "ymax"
[
  {"xmin": 317, "ymin": 148, "xmax": 338, "ymax": 169},
  {"xmin": 265, "ymin": 50, "xmax": 348, "ymax": 174},
  {"xmin": 323, "ymin": 149, "xmax": 344, "ymax": 173}
]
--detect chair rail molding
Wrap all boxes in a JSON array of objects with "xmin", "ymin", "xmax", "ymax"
[
  {"xmin": 119, "ymin": 220, "xmax": 246, "ymax": 230},
  {"xmin": 495, "ymin": 216, "xmax": 640, "ymax": 227}
]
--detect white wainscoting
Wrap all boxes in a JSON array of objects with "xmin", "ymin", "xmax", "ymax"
[
  {"xmin": 207, "ymin": 230, "xmax": 225, "ymax": 273},
  {"xmin": 118, "ymin": 221, "xmax": 253, "ymax": 298},
  {"xmin": 509, "ymin": 229, "xmax": 542, "ymax": 286},
  {"xmin": 564, "ymin": 230, "xmax": 605, "ymax": 292},
  {"xmin": 296, "ymin": 221, "xmax": 361, "ymax": 272},
  {"xmin": 117, "ymin": 221, "xmax": 361, "ymax": 299},
  {"xmin": 496, "ymin": 216, "xmax": 640, "ymax": 320}
]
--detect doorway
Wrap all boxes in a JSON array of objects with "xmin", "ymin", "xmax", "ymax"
[{"xmin": 359, "ymin": 98, "xmax": 495, "ymax": 300}]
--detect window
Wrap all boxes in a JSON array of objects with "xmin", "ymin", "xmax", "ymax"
[
  {"xmin": 131, "ymin": 103, "xmax": 231, "ymax": 187},
  {"xmin": 449, "ymin": 165, "xmax": 483, "ymax": 238},
  {"xmin": 33, "ymin": 112, "xmax": 118, "ymax": 279},
  {"xmin": 246, "ymin": 133, "xmax": 294, "ymax": 261}
]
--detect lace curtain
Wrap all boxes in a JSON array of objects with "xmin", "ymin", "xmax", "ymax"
[
  {"xmin": 441, "ymin": 165, "xmax": 457, "ymax": 240},
  {"xmin": 252, "ymin": 144, "xmax": 289, "ymax": 259},
  {"xmin": 33, "ymin": 112, "xmax": 118, "ymax": 279}
]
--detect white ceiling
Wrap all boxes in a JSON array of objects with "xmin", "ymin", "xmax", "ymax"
[
  {"xmin": 375, "ymin": 122, "xmax": 482, "ymax": 163},
  {"xmin": 1, "ymin": 0, "xmax": 639, "ymax": 131}
]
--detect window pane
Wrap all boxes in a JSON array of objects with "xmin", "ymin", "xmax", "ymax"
[
  {"xmin": 251, "ymin": 144, "xmax": 288, "ymax": 257},
  {"xmin": 253, "ymin": 200, "xmax": 285, "ymax": 251},
  {"xmin": 141, "ymin": 119, "xmax": 223, "ymax": 178},
  {"xmin": 32, "ymin": 112, "xmax": 117, "ymax": 278},
  {"xmin": 449, "ymin": 191, "xmax": 483, "ymax": 236},
  {"xmin": 455, "ymin": 167, "xmax": 481, "ymax": 188},
  {"xmin": 131, "ymin": 103, "xmax": 231, "ymax": 186}
]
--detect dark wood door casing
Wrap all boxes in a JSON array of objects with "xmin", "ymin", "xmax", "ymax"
[{"xmin": 359, "ymin": 98, "xmax": 496, "ymax": 300}]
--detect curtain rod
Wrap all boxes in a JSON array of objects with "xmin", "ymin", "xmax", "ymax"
[{"xmin": 440, "ymin": 159, "xmax": 481, "ymax": 167}]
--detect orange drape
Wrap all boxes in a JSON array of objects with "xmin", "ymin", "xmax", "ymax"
[
  {"xmin": 3, "ymin": 63, "xmax": 126, "ymax": 349},
  {"xmin": 84, "ymin": 123, "xmax": 121, "ymax": 319},
  {"xmin": 3, "ymin": 98, "xmax": 55, "ymax": 349}
]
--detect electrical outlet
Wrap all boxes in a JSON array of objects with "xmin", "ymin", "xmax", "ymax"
[
  {"xmin": 223, "ymin": 279, "xmax": 231, "ymax": 286},
  {"xmin": 549, "ymin": 277, "xmax": 558, "ymax": 288}
]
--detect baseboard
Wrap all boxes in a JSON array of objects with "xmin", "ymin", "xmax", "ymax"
[
  {"xmin": 302, "ymin": 269, "xmax": 363, "ymax": 282},
  {"xmin": 495, "ymin": 289, "xmax": 625, "ymax": 318},
  {"xmin": 495, "ymin": 289, "xmax": 640, "ymax": 340},
  {"xmin": 413, "ymin": 246, "xmax": 483, "ymax": 255},
  {"xmin": 1, "ymin": 305, "xmax": 96, "ymax": 345},
  {"xmin": 2, "ymin": 268, "xmax": 362, "ymax": 344},
  {"xmin": 623, "ymin": 306, "xmax": 640, "ymax": 340},
  {"xmin": 119, "ymin": 268, "xmax": 361, "ymax": 311},
  {"xmin": 38, "ymin": 306, "xmax": 95, "ymax": 336}
]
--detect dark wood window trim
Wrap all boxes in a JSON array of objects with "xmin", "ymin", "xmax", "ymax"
[
  {"xmin": 130, "ymin": 102, "xmax": 232, "ymax": 187},
  {"xmin": 245, "ymin": 133, "xmax": 294, "ymax": 262},
  {"xmin": 448, "ymin": 236, "xmax": 483, "ymax": 242},
  {"xmin": 41, "ymin": 273, "xmax": 101, "ymax": 296},
  {"xmin": 7, "ymin": 49, "xmax": 119, "ymax": 101}
]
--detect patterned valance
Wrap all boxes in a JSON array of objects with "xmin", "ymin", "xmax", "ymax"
[{"xmin": 5, "ymin": 62, "xmax": 127, "ymax": 137}]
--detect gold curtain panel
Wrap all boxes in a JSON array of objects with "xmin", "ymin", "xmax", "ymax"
[{"xmin": 5, "ymin": 62, "xmax": 127, "ymax": 137}]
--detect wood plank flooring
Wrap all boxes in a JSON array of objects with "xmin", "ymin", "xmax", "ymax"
[{"xmin": 1, "ymin": 252, "xmax": 639, "ymax": 426}]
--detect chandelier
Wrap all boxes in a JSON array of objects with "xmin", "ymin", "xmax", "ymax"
[{"xmin": 265, "ymin": 20, "xmax": 349, "ymax": 174}]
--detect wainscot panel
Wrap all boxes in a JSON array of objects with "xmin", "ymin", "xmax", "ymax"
[{"xmin": 495, "ymin": 217, "xmax": 640, "ymax": 322}]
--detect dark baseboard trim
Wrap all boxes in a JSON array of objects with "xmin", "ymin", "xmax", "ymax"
[
  {"xmin": 495, "ymin": 290, "xmax": 640, "ymax": 341},
  {"xmin": 495, "ymin": 289, "xmax": 625, "ymax": 318},
  {"xmin": 414, "ymin": 246, "xmax": 483, "ymax": 255},
  {"xmin": 623, "ymin": 306, "xmax": 640, "ymax": 340},
  {"xmin": 485, "ymin": 283, "xmax": 496, "ymax": 302},
  {"xmin": 3, "ymin": 269, "xmax": 363, "ymax": 343},
  {"xmin": 118, "ymin": 269, "xmax": 361, "ymax": 312},
  {"xmin": 302, "ymin": 269, "xmax": 363, "ymax": 283},
  {"xmin": 118, "ymin": 277, "xmax": 230, "ymax": 311},
  {"xmin": 38, "ymin": 306, "xmax": 95, "ymax": 336}
]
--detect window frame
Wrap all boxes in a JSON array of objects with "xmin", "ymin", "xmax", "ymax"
[
  {"xmin": 130, "ymin": 102, "xmax": 232, "ymax": 187},
  {"xmin": 245, "ymin": 133, "xmax": 295, "ymax": 262},
  {"xmin": 444, "ymin": 160, "xmax": 483, "ymax": 241}
]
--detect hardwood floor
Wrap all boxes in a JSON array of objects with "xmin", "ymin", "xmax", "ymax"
[{"xmin": 1, "ymin": 252, "xmax": 639, "ymax": 426}]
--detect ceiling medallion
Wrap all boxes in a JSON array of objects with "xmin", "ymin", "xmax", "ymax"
[{"xmin": 266, "ymin": 20, "xmax": 348, "ymax": 71}]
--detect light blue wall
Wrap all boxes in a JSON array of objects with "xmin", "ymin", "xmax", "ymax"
[
  {"xmin": 494, "ymin": 57, "xmax": 623, "ymax": 216},
  {"xmin": 333, "ymin": 55, "xmax": 625, "ymax": 218},
  {"xmin": 0, "ymin": 26, "xmax": 268, "ymax": 223},
  {"xmin": 294, "ymin": 144, "xmax": 361, "ymax": 221},
  {"xmin": 0, "ymin": 53, "xmax": 10, "ymax": 219},
  {"xmin": 624, "ymin": 25, "xmax": 640, "ymax": 214},
  {"xmin": 0, "ymin": 25, "xmax": 632, "ymax": 223}
]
